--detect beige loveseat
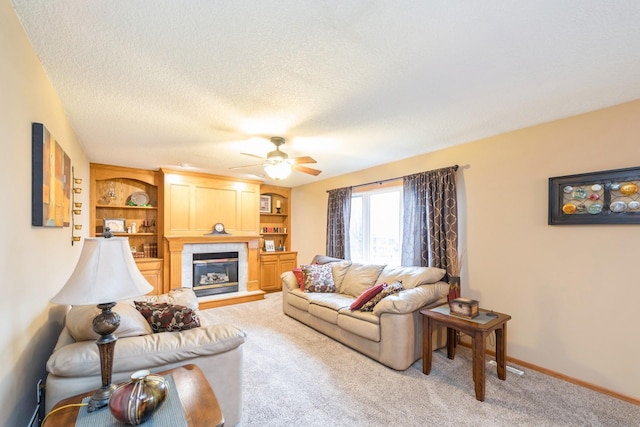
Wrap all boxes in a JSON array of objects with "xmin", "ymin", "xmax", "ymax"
[
  {"xmin": 45, "ymin": 288, "xmax": 246, "ymax": 426},
  {"xmin": 282, "ymin": 257, "xmax": 449, "ymax": 370}
]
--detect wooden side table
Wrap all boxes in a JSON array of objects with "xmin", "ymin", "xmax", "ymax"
[
  {"xmin": 421, "ymin": 306, "xmax": 511, "ymax": 401},
  {"xmin": 42, "ymin": 364, "xmax": 224, "ymax": 427}
]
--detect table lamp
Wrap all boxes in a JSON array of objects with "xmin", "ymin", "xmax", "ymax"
[{"xmin": 51, "ymin": 235, "xmax": 153, "ymax": 411}]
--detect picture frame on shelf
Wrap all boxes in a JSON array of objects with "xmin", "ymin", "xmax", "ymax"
[
  {"xmin": 264, "ymin": 239, "xmax": 276, "ymax": 252},
  {"xmin": 260, "ymin": 195, "xmax": 272, "ymax": 213},
  {"xmin": 103, "ymin": 217, "xmax": 126, "ymax": 233},
  {"xmin": 548, "ymin": 166, "xmax": 640, "ymax": 225}
]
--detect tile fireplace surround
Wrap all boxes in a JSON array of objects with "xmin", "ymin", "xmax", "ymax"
[{"xmin": 164, "ymin": 235, "xmax": 263, "ymax": 308}]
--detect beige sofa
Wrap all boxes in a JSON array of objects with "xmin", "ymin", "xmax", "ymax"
[
  {"xmin": 282, "ymin": 257, "xmax": 449, "ymax": 370},
  {"xmin": 45, "ymin": 289, "xmax": 246, "ymax": 426}
]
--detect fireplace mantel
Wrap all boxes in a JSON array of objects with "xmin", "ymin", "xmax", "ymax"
[{"xmin": 163, "ymin": 235, "xmax": 262, "ymax": 308}]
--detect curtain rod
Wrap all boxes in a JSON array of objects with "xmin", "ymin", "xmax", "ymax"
[{"xmin": 328, "ymin": 164, "xmax": 459, "ymax": 192}]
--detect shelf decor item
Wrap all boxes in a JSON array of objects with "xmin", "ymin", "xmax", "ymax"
[
  {"xmin": 49, "ymin": 236, "xmax": 153, "ymax": 411},
  {"xmin": 104, "ymin": 218, "xmax": 126, "ymax": 233},
  {"xmin": 549, "ymin": 166, "xmax": 640, "ymax": 225},
  {"xmin": 449, "ymin": 297, "xmax": 479, "ymax": 319},
  {"xmin": 108, "ymin": 369, "xmax": 169, "ymax": 425},
  {"xmin": 260, "ymin": 195, "xmax": 272, "ymax": 213},
  {"xmin": 264, "ymin": 239, "xmax": 276, "ymax": 252}
]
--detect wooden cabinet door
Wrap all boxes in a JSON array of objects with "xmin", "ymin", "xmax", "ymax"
[
  {"xmin": 278, "ymin": 253, "xmax": 298, "ymax": 276},
  {"xmin": 136, "ymin": 259, "xmax": 164, "ymax": 295},
  {"xmin": 260, "ymin": 254, "xmax": 280, "ymax": 292}
]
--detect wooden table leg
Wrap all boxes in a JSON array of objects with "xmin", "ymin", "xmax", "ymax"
[
  {"xmin": 422, "ymin": 315, "xmax": 433, "ymax": 374},
  {"xmin": 495, "ymin": 323, "xmax": 507, "ymax": 381},
  {"xmin": 472, "ymin": 331, "xmax": 486, "ymax": 401},
  {"xmin": 447, "ymin": 327, "xmax": 457, "ymax": 359}
]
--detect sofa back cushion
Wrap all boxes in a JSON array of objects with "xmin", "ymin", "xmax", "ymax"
[
  {"xmin": 330, "ymin": 260, "xmax": 352, "ymax": 289},
  {"xmin": 138, "ymin": 287, "xmax": 199, "ymax": 310},
  {"xmin": 66, "ymin": 302, "xmax": 153, "ymax": 342},
  {"xmin": 375, "ymin": 265, "xmax": 446, "ymax": 289},
  {"xmin": 339, "ymin": 263, "xmax": 386, "ymax": 297}
]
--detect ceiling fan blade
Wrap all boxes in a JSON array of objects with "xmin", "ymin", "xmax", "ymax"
[
  {"xmin": 240, "ymin": 152, "xmax": 265, "ymax": 160},
  {"xmin": 293, "ymin": 164, "xmax": 322, "ymax": 176},
  {"xmin": 230, "ymin": 163, "xmax": 262, "ymax": 170},
  {"xmin": 291, "ymin": 156, "xmax": 317, "ymax": 164}
]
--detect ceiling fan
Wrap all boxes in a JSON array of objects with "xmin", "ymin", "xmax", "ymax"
[{"xmin": 231, "ymin": 136, "xmax": 322, "ymax": 180}]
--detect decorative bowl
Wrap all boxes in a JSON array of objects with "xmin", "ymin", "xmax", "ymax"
[{"xmin": 108, "ymin": 370, "xmax": 169, "ymax": 425}]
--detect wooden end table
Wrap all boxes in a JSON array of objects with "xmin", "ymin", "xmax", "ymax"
[
  {"xmin": 42, "ymin": 364, "xmax": 224, "ymax": 427},
  {"xmin": 421, "ymin": 306, "xmax": 511, "ymax": 401}
]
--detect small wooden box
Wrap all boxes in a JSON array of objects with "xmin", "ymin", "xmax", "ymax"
[{"xmin": 449, "ymin": 298, "xmax": 479, "ymax": 319}]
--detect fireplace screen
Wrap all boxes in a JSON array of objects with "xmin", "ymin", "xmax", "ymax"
[{"xmin": 192, "ymin": 252, "xmax": 239, "ymax": 297}]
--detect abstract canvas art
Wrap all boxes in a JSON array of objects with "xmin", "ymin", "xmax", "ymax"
[{"xmin": 32, "ymin": 122, "xmax": 71, "ymax": 227}]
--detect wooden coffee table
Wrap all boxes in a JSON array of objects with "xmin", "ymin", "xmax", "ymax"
[
  {"xmin": 42, "ymin": 364, "xmax": 223, "ymax": 427},
  {"xmin": 421, "ymin": 305, "xmax": 511, "ymax": 401}
]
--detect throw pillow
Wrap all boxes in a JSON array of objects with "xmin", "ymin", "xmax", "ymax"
[
  {"xmin": 301, "ymin": 264, "xmax": 336, "ymax": 293},
  {"xmin": 66, "ymin": 302, "xmax": 153, "ymax": 342},
  {"xmin": 292, "ymin": 268, "xmax": 305, "ymax": 290},
  {"xmin": 339, "ymin": 263, "xmax": 386, "ymax": 297},
  {"xmin": 349, "ymin": 283, "xmax": 387, "ymax": 310},
  {"xmin": 134, "ymin": 301, "xmax": 201, "ymax": 332},
  {"xmin": 360, "ymin": 281, "xmax": 404, "ymax": 312}
]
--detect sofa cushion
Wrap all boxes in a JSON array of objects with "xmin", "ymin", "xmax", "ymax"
[
  {"xmin": 360, "ymin": 281, "xmax": 404, "ymax": 312},
  {"xmin": 339, "ymin": 263, "xmax": 386, "ymax": 297},
  {"xmin": 337, "ymin": 312, "xmax": 381, "ymax": 342},
  {"xmin": 375, "ymin": 265, "xmax": 446, "ymax": 289},
  {"xmin": 134, "ymin": 302, "xmax": 201, "ymax": 332},
  {"xmin": 66, "ymin": 302, "xmax": 153, "ymax": 342},
  {"xmin": 349, "ymin": 283, "xmax": 387, "ymax": 310},
  {"xmin": 301, "ymin": 264, "xmax": 337, "ymax": 293}
]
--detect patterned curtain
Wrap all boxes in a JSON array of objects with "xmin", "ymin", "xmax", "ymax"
[
  {"xmin": 326, "ymin": 187, "xmax": 352, "ymax": 259},
  {"xmin": 401, "ymin": 166, "xmax": 458, "ymax": 273}
]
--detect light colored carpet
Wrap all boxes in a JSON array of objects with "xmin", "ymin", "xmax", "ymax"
[{"xmin": 199, "ymin": 293, "xmax": 640, "ymax": 426}]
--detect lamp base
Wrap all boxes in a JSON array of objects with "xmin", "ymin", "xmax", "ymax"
[
  {"xmin": 87, "ymin": 302, "xmax": 120, "ymax": 412},
  {"xmin": 87, "ymin": 383, "xmax": 118, "ymax": 412}
]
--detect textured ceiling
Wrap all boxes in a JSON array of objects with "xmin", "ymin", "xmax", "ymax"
[{"xmin": 11, "ymin": 1, "xmax": 640, "ymax": 186}]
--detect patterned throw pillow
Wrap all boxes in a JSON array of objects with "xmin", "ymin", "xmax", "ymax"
[
  {"xmin": 360, "ymin": 281, "xmax": 404, "ymax": 312},
  {"xmin": 134, "ymin": 301, "xmax": 201, "ymax": 332},
  {"xmin": 301, "ymin": 264, "xmax": 336, "ymax": 293},
  {"xmin": 350, "ymin": 283, "xmax": 387, "ymax": 310}
]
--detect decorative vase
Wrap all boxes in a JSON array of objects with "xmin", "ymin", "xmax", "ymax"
[
  {"xmin": 108, "ymin": 370, "xmax": 169, "ymax": 425},
  {"xmin": 448, "ymin": 276, "xmax": 460, "ymax": 302}
]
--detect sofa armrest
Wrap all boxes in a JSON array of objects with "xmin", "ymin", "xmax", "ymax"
[
  {"xmin": 47, "ymin": 324, "xmax": 246, "ymax": 377},
  {"xmin": 373, "ymin": 282, "xmax": 449, "ymax": 315},
  {"xmin": 281, "ymin": 271, "xmax": 299, "ymax": 291}
]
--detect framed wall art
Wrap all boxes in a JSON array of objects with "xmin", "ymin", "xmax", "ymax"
[
  {"xmin": 32, "ymin": 123, "xmax": 71, "ymax": 227},
  {"xmin": 548, "ymin": 166, "xmax": 640, "ymax": 225},
  {"xmin": 260, "ymin": 195, "xmax": 272, "ymax": 213}
]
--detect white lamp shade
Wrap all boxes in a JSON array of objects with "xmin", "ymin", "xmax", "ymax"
[
  {"xmin": 264, "ymin": 161, "xmax": 292, "ymax": 180},
  {"xmin": 51, "ymin": 237, "xmax": 153, "ymax": 305}
]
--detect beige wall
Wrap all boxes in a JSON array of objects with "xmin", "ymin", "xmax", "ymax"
[
  {"xmin": 1, "ymin": 2, "xmax": 89, "ymax": 425},
  {"xmin": 292, "ymin": 99, "xmax": 640, "ymax": 401}
]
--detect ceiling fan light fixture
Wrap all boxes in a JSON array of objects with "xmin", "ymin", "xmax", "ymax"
[{"xmin": 264, "ymin": 161, "xmax": 292, "ymax": 180}]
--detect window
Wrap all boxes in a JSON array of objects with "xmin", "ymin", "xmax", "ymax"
[{"xmin": 349, "ymin": 183, "xmax": 402, "ymax": 265}]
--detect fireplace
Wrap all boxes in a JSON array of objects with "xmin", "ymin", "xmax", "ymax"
[{"xmin": 192, "ymin": 252, "xmax": 239, "ymax": 297}]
